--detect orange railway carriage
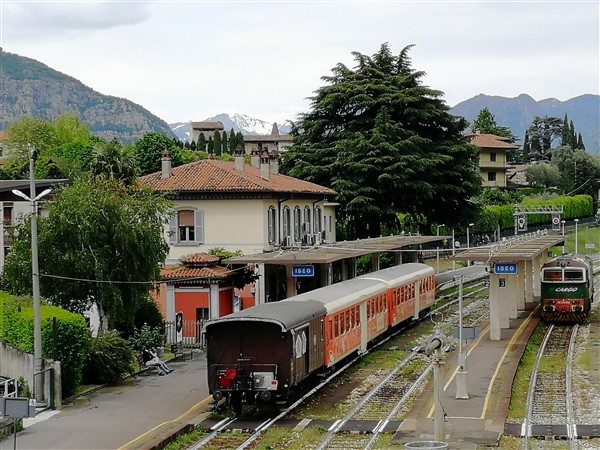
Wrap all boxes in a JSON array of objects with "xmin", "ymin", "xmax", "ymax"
[{"xmin": 205, "ymin": 263, "xmax": 436, "ymax": 411}]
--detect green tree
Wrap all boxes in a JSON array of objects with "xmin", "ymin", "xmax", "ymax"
[
  {"xmin": 236, "ymin": 132, "xmax": 245, "ymax": 151},
  {"xmin": 90, "ymin": 139, "xmax": 138, "ymax": 184},
  {"xmin": 525, "ymin": 116, "xmax": 562, "ymax": 162},
  {"xmin": 2, "ymin": 177, "xmax": 172, "ymax": 332},
  {"xmin": 133, "ymin": 132, "xmax": 183, "ymax": 176},
  {"xmin": 189, "ymin": 140, "xmax": 197, "ymax": 151},
  {"xmin": 551, "ymin": 146, "xmax": 600, "ymax": 203},
  {"xmin": 207, "ymin": 136, "xmax": 214, "ymax": 154},
  {"xmin": 214, "ymin": 130, "xmax": 222, "ymax": 156},
  {"xmin": 524, "ymin": 163, "xmax": 560, "ymax": 188},
  {"xmin": 222, "ymin": 131, "xmax": 228, "ymax": 154},
  {"xmin": 229, "ymin": 129, "xmax": 237, "ymax": 153},
  {"xmin": 197, "ymin": 133, "xmax": 206, "ymax": 152},
  {"xmin": 282, "ymin": 43, "xmax": 481, "ymax": 238}
]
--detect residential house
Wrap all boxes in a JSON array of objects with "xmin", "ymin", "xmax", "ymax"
[
  {"xmin": 470, "ymin": 133, "xmax": 518, "ymax": 188},
  {"xmin": 139, "ymin": 151, "xmax": 337, "ymax": 319}
]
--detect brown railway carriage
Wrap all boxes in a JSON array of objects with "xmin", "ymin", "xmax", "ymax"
[{"xmin": 205, "ymin": 300, "xmax": 326, "ymax": 408}]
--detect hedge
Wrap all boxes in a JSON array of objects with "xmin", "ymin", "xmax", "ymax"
[
  {"xmin": 476, "ymin": 195, "xmax": 593, "ymax": 233},
  {"xmin": 0, "ymin": 292, "xmax": 90, "ymax": 398}
]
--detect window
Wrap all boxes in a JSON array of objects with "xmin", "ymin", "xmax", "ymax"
[
  {"xmin": 283, "ymin": 207, "xmax": 291, "ymax": 241},
  {"xmin": 314, "ymin": 206, "xmax": 322, "ymax": 233},
  {"xmin": 543, "ymin": 270, "xmax": 562, "ymax": 282},
  {"xmin": 564, "ymin": 269, "xmax": 584, "ymax": 282},
  {"xmin": 3, "ymin": 206, "xmax": 13, "ymax": 226},
  {"xmin": 490, "ymin": 152, "xmax": 497, "ymax": 162},
  {"xmin": 294, "ymin": 207, "xmax": 302, "ymax": 240},
  {"xmin": 170, "ymin": 208, "xmax": 204, "ymax": 244},
  {"xmin": 268, "ymin": 207, "xmax": 277, "ymax": 243},
  {"xmin": 487, "ymin": 172, "xmax": 497, "ymax": 182},
  {"xmin": 303, "ymin": 206, "xmax": 311, "ymax": 235}
]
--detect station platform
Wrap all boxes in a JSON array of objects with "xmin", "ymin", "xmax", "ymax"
[{"xmin": 392, "ymin": 305, "xmax": 540, "ymax": 449}]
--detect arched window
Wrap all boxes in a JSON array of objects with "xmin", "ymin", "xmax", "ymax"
[
  {"xmin": 283, "ymin": 207, "xmax": 291, "ymax": 239},
  {"xmin": 303, "ymin": 206, "xmax": 311, "ymax": 235},
  {"xmin": 267, "ymin": 206, "xmax": 277, "ymax": 243},
  {"xmin": 293, "ymin": 207, "xmax": 302, "ymax": 240},
  {"xmin": 314, "ymin": 206, "xmax": 322, "ymax": 233}
]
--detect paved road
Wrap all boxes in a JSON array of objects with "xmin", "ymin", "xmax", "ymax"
[{"xmin": 1, "ymin": 353, "xmax": 209, "ymax": 450}]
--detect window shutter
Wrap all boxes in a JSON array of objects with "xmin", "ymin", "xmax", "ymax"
[
  {"xmin": 169, "ymin": 216, "xmax": 177, "ymax": 243},
  {"xmin": 195, "ymin": 210, "xmax": 204, "ymax": 243}
]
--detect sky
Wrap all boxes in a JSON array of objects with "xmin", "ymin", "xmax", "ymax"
[{"xmin": 1, "ymin": 0, "xmax": 598, "ymax": 125}]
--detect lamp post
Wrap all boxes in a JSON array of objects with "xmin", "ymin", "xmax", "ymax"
[
  {"xmin": 436, "ymin": 224, "xmax": 445, "ymax": 236},
  {"xmin": 574, "ymin": 219, "xmax": 579, "ymax": 254},
  {"xmin": 451, "ymin": 229, "xmax": 456, "ymax": 271},
  {"xmin": 12, "ymin": 157, "xmax": 51, "ymax": 402}
]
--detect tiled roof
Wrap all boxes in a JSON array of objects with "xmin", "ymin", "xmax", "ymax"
[
  {"xmin": 139, "ymin": 158, "xmax": 336, "ymax": 196},
  {"xmin": 160, "ymin": 265, "xmax": 233, "ymax": 281},
  {"xmin": 244, "ymin": 134, "xmax": 293, "ymax": 142},
  {"xmin": 470, "ymin": 133, "xmax": 519, "ymax": 149},
  {"xmin": 182, "ymin": 253, "xmax": 221, "ymax": 266},
  {"xmin": 191, "ymin": 122, "xmax": 224, "ymax": 130}
]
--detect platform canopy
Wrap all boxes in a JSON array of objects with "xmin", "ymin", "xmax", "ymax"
[
  {"xmin": 451, "ymin": 233, "xmax": 565, "ymax": 263},
  {"xmin": 225, "ymin": 234, "xmax": 448, "ymax": 265}
]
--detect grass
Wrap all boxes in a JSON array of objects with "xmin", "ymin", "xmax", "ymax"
[
  {"xmin": 549, "ymin": 226, "xmax": 600, "ymax": 256},
  {"xmin": 506, "ymin": 323, "xmax": 546, "ymax": 420}
]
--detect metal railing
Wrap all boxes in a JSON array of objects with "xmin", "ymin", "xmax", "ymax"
[{"xmin": 164, "ymin": 320, "xmax": 206, "ymax": 349}]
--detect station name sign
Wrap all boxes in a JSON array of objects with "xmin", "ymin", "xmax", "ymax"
[
  {"xmin": 292, "ymin": 265, "xmax": 315, "ymax": 277},
  {"xmin": 494, "ymin": 263, "xmax": 518, "ymax": 275}
]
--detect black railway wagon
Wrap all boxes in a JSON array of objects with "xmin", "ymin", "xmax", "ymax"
[
  {"xmin": 205, "ymin": 300, "xmax": 326, "ymax": 411},
  {"xmin": 540, "ymin": 254, "xmax": 595, "ymax": 322}
]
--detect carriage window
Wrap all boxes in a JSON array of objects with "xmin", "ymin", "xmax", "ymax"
[
  {"xmin": 334, "ymin": 316, "xmax": 339, "ymax": 337},
  {"xmin": 356, "ymin": 306, "xmax": 360, "ymax": 326},
  {"xmin": 543, "ymin": 270, "xmax": 563, "ymax": 282},
  {"xmin": 564, "ymin": 269, "xmax": 584, "ymax": 281},
  {"xmin": 328, "ymin": 320, "xmax": 332, "ymax": 341},
  {"xmin": 350, "ymin": 308, "xmax": 355, "ymax": 328},
  {"xmin": 346, "ymin": 311, "xmax": 350, "ymax": 332}
]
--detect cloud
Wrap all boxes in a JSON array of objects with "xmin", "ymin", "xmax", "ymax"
[{"xmin": 2, "ymin": 1, "xmax": 153, "ymax": 40}]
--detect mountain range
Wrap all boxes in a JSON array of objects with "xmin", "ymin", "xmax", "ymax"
[
  {"xmin": 0, "ymin": 48, "xmax": 174, "ymax": 143},
  {"xmin": 450, "ymin": 93, "xmax": 599, "ymax": 153},
  {"xmin": 1, "ymin": 50, "xmax": 598, "ymax": 153}
]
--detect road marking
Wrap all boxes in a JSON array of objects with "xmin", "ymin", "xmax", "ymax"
[{"xmin": 117, "ymin": 396, "xmax": 212, "ymax": 450}]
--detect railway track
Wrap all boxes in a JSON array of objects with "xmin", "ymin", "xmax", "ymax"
[
  {"xmin": 188, "ymin": 279, "xmax": 489, "ymax": 450},
  {"xmin": 523, "ymin": 323, "xmax": 579, "ymax": 449}
]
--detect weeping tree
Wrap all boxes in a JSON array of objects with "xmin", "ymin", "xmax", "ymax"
[
  {"xmin": 282, "ymin": 43, "xmax": 481, "ymax": 238},
  {"xmin": 2, "ymin": 176, "xmax": 172, "ymax": 333}
]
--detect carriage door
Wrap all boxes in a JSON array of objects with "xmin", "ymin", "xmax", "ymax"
[{"xmin": 291, "ymin": 325, "xmax": 309, "ymax": 383}]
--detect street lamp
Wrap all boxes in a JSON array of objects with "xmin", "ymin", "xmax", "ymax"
[
  {"xmin": 436, "ymin": 224, "xmax": 445, "ymax": 236},
  {"xmin": 12, "ymin": 156, "xmax": 52, "ymax": 402},
  {"xmin": 574, "ymin": 219, "xmax": 579, "ymax": 254},
  {"xmin": 561, "ymin": 220, "xmax": 566, "ymax": 254}
]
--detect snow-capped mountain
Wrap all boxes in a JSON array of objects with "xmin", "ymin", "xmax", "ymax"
[{"xmin": 169, "ymin": 113, "xmax": 291, "ymax": 143}]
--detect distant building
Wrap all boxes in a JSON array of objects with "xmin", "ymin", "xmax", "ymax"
[
  {"xmin": 189, "ymin": 121, "xmax": 224, "ymax": 143},
  {"xmin": 243, "ymin": 122, "xmax": 293, "ymax": 155},
  {"xmin": 470, "ymin": 133, "xmax": 518, "ymax": 188}
]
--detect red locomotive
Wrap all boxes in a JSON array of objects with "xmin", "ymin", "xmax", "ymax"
[{"xmin": 204, "ymin": 263, "xmax": 436, "ymax": 411}]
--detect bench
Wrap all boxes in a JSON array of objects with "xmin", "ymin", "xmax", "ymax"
[
  {"xmin": 135, "ymin": 352, "xmax": 163, "ymax": 376},
  {"xmin": 170, "ymin": 342, "xmax": 193, "ymax": 361}
]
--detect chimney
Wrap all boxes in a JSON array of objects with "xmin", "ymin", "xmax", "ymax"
[
  {"xmin": 234, "ymin": 145, "xmax": 244, "ymax": 172},
  {"xmin": 260, "ymin": 148, "xmax": 270, "ymax": 181},
  {"xmin": 269, "ymin": 151, "xmax": 279, "ymax": 175},
  {"xmin": 250, "ymin": 146, "xmax": 260, "ymax": 168},
  {"xmin": 271, "ymin": 122, "xmax": 280, "ymax": 136},
  {"xmin": 161, "ymin": 149, "xmax": 172, "ymax": 179}
]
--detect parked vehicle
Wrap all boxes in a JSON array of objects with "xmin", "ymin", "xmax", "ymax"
[
  {"xmin": 204, "ymin": 263, "xmax": 435, "ymax": 412},
  {"xmin": 540, "ymin": 254, "xmax": 594, "ymax": 322}
]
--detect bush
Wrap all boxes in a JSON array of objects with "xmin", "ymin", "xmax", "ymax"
[
  {"xmin": 83, "ymin": 332, "xmax": 135, "ymax": 384},
  {"xmin": 128, "ymin": 323, "xmax": 165, "ymax": 352},
  {"xmin": 0, "ymin": 293, "xmax": 90, "ymax": 398}
]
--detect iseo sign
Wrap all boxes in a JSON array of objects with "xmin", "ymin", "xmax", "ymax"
[
  {"xmin": 292, "ymin": 265, "xmax": 315, "ymax": 277},
  {"xmin": 494, "ymin": 263, "xmax": 518, "ymax": 275}
]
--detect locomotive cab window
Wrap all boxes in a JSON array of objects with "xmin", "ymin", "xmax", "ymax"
[
  {"xmin": 543, "ymin": 270, "xmax": 563, "ymax": 282},
  {"xmin": 564, "ymin": 269, "xmax": 584, "ymax": 282}
]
